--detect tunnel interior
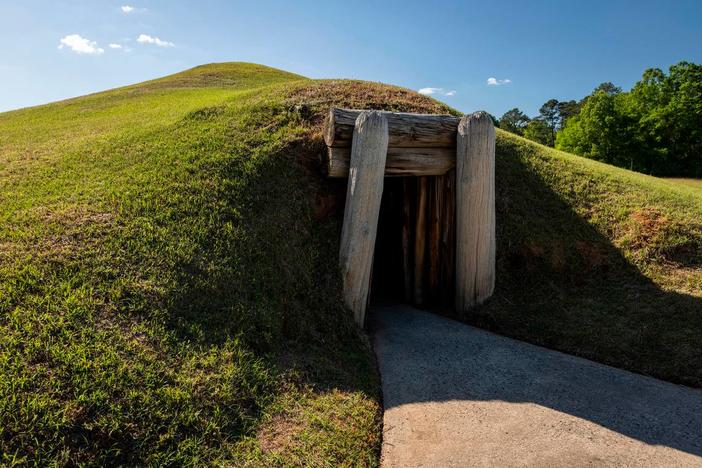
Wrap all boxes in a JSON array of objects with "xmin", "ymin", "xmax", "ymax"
[
  {"xmin": 370, "ymin": 178, "xmax": 406, "ymax": 305},
  {"xmin": 370, "ymin": 174, "xmax": 456, "ymax": 310}
]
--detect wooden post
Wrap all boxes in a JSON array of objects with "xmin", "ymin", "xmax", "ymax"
[
  {"xmin": 402, "ymin": 178, "xmax": 413, "ymax": 302},
  {"xmin": 455, "ymin": 112, "xmax": 496, "ymax": 311},
  {"xmin": 414, "ymin": 176, "xmax": 428, "ymax": 305},
  {"xmin": 440, "ymin": 171, "xmax": 456, "ymax": 305},
  {"xmin": 339, "ymin": 111, "xmax": 389, "ymax": 326},
  {"xmin": 428, "ymin": 176, "xmax": 442, "ymax": 298}
]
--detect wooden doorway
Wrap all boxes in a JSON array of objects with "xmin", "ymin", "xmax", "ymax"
[{"xmin": 327, "ymin": 109, "xmax": 495, "ymax": 326}]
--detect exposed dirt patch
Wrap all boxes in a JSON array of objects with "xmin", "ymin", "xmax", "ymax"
[
  {"xmin": 32, "ymin": 204, "xmax": 115, "ymax": 226},
  {"xmin": 576, "ymin": 241, "xmax": 607, "ymax": 271},
  {"xmin": 505, "ymin": 240, "xmax": 610, "ymax": 280},
  {"xmin": 313, "ymin": 191, "xmax": 338, "ymax": 220},
  {"xmin": 624, "ymin": 208, "xmax": 702, "ymax": 266},
  {"xmin": 628, "ymin": 209, "xmax": 671, "ymax": 249},
  {"xmin": 28, "ymin": 205, "xmax": 117, "ymax": 261},
  {"xmin": 258, "ymin": 413, "xmax": 303, "ymax": 455}
]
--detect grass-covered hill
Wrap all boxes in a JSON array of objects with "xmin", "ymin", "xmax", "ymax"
[{"xmin": 1, "ymin": 62, "xmax": 701, "ymax": 465}]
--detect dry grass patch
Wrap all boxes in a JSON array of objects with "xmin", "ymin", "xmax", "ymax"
[{"xmin": 255, "ymin": 388, "xmax": 381, "ymax": 467}]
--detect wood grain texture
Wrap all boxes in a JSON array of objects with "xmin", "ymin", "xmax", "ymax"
[
  {"xmin": 440, "ymin": 170, "xmax": 456, "ymax": 305},
  {"xmin": 402, "ymin": 178, "xmax": 413, "ymax": 302},
  {"xmin": 455, "ymin": 112, "xmax": 496, "ymax": 311},
  {"xmin": 428, "ymin": 176, "xmax": 442, "ymax": 296},
  {"xmin": 325, "ymin": 108, "xmax": 460, "ymax": 148},
  {"xmin": 339, "ymin": 111, "xmax": 389, "ymax": 326},
  {"xmin": 414, "ymin": 177, "xmax": 428, "ymax": 305},
  {"xmin": 326, "ymin": 146, "xmax": 454, "ymax": 177}
]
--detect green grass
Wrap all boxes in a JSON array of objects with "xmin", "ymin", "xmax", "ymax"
[
  {"xmin": 469, "ymin": 132, "xmax": 702, "ymax": 386},
  {"xmin": 663, "ymin": 177, "xmax": 702, "ymax": 192},
  {"xmin": 0, "ymin": 63, "xmax": 453, "ymax": 466},
  {"xmin": 2, "ymin": 61, "xmax": 701, "ymax": 465}
]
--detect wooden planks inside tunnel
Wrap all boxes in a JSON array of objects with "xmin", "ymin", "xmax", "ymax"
[
  {"xmin": 328, "ymin": 108, "xmax": 495, "ymax": 326},
  {"xmin": 371, "ymin": 173, "xmax": 456, "ymax": 309}
]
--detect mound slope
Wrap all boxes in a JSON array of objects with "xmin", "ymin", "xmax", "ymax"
[{"xmin": 1, "ymin": 62, "xmax": 700, "ymax": 464}]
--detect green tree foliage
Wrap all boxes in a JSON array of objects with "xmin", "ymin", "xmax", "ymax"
[
  {"xmin": 556, "ymin": 100, "xmax": 580, "ymax": 128},
  {"xmin": 517, "ymin": 99, "xmax": 582, "ymax": 147},
  {"xmin": 499, "ymin": 108, "xmax": 530, "ymax": 135},
  {"xmin": 592, "ymin": 82, "xmax": 622, "ymax": 96},
  {"xmin": 556, "ymin": 90, "xmax": 639, "ymax": 169},
  {"xmin": 630, "ymin": 62, "xmax": 702, "ymax": 175},
  {"xmin": 539, "ymin": 99, "xmax": 560, "ymax": 130},
  {"xmin": 486, "ymin": 112, "xmax": 500, "ymax": 127},
  {"xmin": 556, "ymin": 62, "xmax": 702, "ymax": 177},
  {"xmin": 523, "ymin": 118, "xmax": 554, "ymax": 146}
]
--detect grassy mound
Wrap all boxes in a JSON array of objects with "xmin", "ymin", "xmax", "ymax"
[
  {"xmin": 475, "ymin": 133, "xmax": 702, "ymax": 386},
  {"xmin": 1, "ymin": 62, "xmax": 701, "ymax": 464},
  {"xmin": 0, "ymin": 63, "xmax": 451, "ymax": 465}
]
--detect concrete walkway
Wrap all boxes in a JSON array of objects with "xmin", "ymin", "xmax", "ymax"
[{"xmin": 371, "ymin": 305, "xmax": 702, "ymax": 467}]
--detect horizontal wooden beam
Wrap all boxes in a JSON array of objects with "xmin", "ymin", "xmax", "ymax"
[
  {"xmin": 327, "ymin": 146, "xmax": 455, "ymax": 178},
  {"xmin": 325, "ymin": 108, "xmax": 460, "ymax": 148}
]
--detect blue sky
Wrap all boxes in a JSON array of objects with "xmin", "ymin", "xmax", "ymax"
[{"xmin": 1, "ymin": 0, "xmax": 701, "ymax": 116}]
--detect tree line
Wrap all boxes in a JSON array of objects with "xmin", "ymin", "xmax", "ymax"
[{"xmin": 496, "ymin": 61, "xmax": 702, "ymax": 177}]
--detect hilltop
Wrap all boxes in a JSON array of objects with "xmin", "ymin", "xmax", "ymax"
[{"xmin": 1, "ymin": 62, "xmax": 701, "ymax": 465}]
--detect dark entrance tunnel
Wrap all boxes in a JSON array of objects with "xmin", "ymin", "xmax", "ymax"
[
  {"xmin": 371, "ymin": 178, "xmax": 406, "ymax": 304},
  {"xmin": 370, "ymin": 174, "xmax": 456, "ymax": 310}
]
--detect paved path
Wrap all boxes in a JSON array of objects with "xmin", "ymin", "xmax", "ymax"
[{"xmin": 371, "ymin": 305, "xmax": 702, "ymax": 467}]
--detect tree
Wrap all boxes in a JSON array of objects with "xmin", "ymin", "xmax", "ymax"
[
  {"xmin": 661, "ymin": 62, "xmax": 702, "ymax": 176},
  {"xmin": 537, "ymin": 99, "xmax": 560, "ymax": 146},
  {"xmin": 556, "ymin": 100, "xmax": 580, "ymax": 128},
  {"xmin": 556, "ymin": 89, "xmax": 639, "ymax": 169},
  {"xmin": 557, "ymin": 62, "xmax": 702, "ymax": 176},
  {"xmin": 499, "ymin": 108, "xmax": 530, "ymax": 135},
  {"xmin": 539, "ymin": 99, "xmax": 560, "ymax": 130},
  {"xmin": 523, "ymin": 118, "xmax": 554, "ymax": 146},
  {"xmin": 507, "ymin": 61, "xmax": 701, "ymax": 177},
  {"xmin": 486, "ymin": 112, "xmax": 500, "ymax": 128},
  {"xmin": 533, "ymin": 99, "xmax": 582, "ymax": 146},
  {"xmin": 629, "ymin": 62, "xmax": 702, "ymax": 176},
  {"xmin": 593, "ymin": 82, "xmax": 622, "ymax": 96}
]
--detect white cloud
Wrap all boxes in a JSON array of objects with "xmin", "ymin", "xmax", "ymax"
[
  {"xmin": 137, "ymin": 34, "xmax": 174, "ymax": 47},
  {"xmin": 418, "ymin": 87, "xmax": 457, "ymax": 97},
  {"xmin": 418, "ymin": 87, "xmax": 441, "ymax": 95},
  {"xmin": 121, "ymin": 5, "xmax": 135, "ymax": 13},
  {"xmin": 109, "ymin": 43, "xmax": 123, "ymax": 49},
  {"xmin": 58, "ymin": 34, "xmax": 104, "ymax": 55},
  {"xmin": 487, "ymin": 77, "xmax": 512, "ymax": 86}
]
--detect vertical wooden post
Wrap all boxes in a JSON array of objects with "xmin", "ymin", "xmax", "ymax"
[
  {"xmin": 440, "ymin": 171, "xmax": 456, "ymax": 305},
  {"xmin": 413, "ymin": 176, "xmax": 428, "ymax": 305},
  {"xmin": 339, "ymin": 111, "xmax": 389, "ymax": 326},
  {"xmin": 402, "ymin": 178, "xmax": 413, "ymax": 302},
  {"xmin": 455, "ymin": 112, "xmax": 496, "ymax": 312},
  {"xmin": 428, "ymin": 176, "xmax": 442, "ymax": 299}
]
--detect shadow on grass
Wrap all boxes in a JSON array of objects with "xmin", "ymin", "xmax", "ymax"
[
  {"xmin": 370, "ymin": 140, "xmax": 702, "ymax": 458},
  {"xmin": 462, "ymin": 139, "xmax": 702, "ymax": 388},
  {"xmin": 160, "ymin": 130, "xmax": 378, "ymax": 395},
  {"xmin": 143, "ymin": 99, "xmax": 700, "ymax": 458}
]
